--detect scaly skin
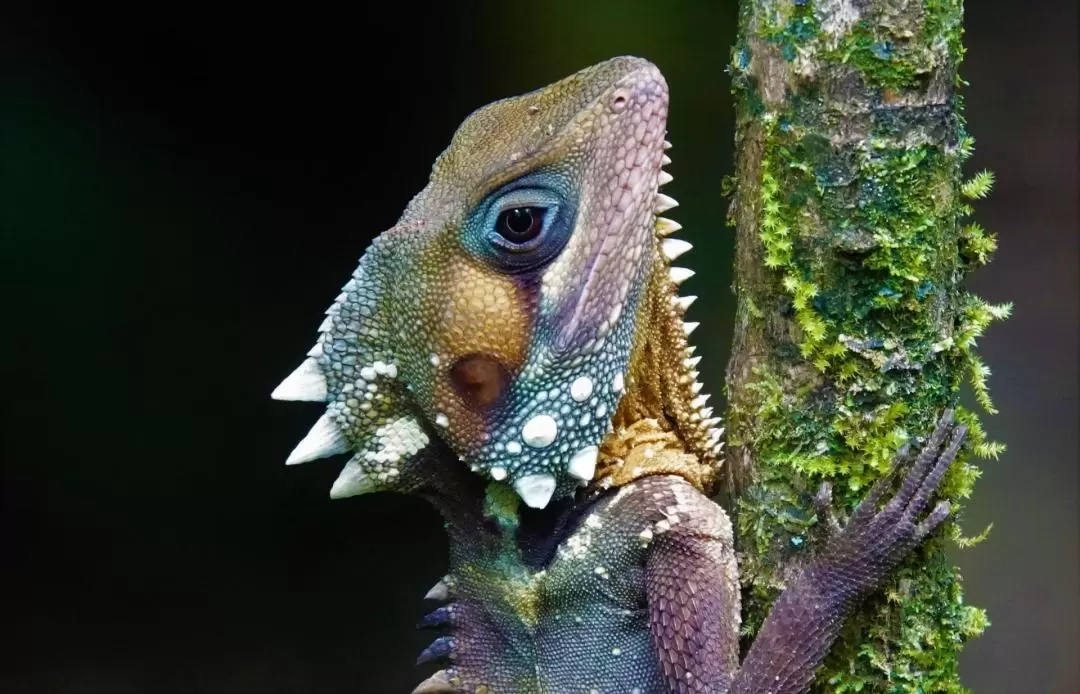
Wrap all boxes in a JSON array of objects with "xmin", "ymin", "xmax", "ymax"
[{"xmin": 272, "ymin": 57, "xmax": 967, "ymax": 693}]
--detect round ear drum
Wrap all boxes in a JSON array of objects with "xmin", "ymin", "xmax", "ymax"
[{"xmin": 450, "ymin": 353, "xmax": 511, "ymax": 411}]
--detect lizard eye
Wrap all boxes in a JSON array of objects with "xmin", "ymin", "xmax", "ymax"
[
  {"xmin": 465, "ymin": 175, "xmax": 575, "ymax": 273},
  {"xmin": 496, "ymin": 207, "xmax": 546, "ymax": 243}
]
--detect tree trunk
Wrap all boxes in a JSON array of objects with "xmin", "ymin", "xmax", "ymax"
[{"xmin": 724, "ymin": 1, "xmax": 1007, "ymax": 691}]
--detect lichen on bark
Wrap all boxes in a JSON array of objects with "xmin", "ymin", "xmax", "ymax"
[{"xmin": 723, "ymin": 0, "xmax": 1007, "ymax": 691}]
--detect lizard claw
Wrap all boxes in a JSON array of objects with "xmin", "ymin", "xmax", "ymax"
[
  {"xmin": 881, "ymin": 408, "xmax": 962, "ymax": 518},
  {"xmin": 901, "ymin": 424, "xmax": 965, "ymax": 521},
  {"xmin": 848, "ymin": 409, "xmax": 962, "ymax": 526}
]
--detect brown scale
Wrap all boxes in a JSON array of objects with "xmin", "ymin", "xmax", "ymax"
[{"xmin": 595, "ymin": 214, "xmax": 723, "ymax": 497}]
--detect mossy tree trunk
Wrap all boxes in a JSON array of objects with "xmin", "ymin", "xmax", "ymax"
[{"xmin": 723, "ymin": 1, "xmax": 1008, "ymax": 691}]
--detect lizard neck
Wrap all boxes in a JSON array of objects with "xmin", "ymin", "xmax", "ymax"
[
  {"xmin": 595, "ymin": 241, "xmax": 723, "ymax": 495},
  {"xmin": 414, "ymin": 453, "xmax": 591, "ymax": 572}
]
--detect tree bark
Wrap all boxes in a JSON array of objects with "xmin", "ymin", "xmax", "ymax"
[{"xmin": 724, "ymin": 1, "xmax": 1007, "ymax": 691}]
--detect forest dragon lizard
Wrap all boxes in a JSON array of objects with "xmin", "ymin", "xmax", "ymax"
[{"xmin": 271, "ymin": 57, "xmax": 967, "ymax": 693}]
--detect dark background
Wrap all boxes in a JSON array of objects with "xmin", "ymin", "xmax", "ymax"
[{"xmin": 1, "ymin": 2, "xmax": 1076, "ymax": 693}]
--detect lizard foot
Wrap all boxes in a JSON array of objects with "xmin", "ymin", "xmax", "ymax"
[{"xmin": 815, "ymin": 408, "xmax": 967, "ymax": 595}]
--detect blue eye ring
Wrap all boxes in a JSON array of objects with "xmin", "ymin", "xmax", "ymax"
[{"xmin": 462, "ymin": 171, "xmax": 577, "ymax": 274}]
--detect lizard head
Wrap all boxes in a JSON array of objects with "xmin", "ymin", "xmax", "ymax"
[{"xmin": 272, "ymin": 56, "xmax": 710, "ymax": 509}]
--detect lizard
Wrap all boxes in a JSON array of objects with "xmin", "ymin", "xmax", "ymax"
[{"xmin": 270, "ymin": 56, "xmax": 968, "ymax": 693}]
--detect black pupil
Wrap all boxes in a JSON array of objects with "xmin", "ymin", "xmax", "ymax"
[{"xmin": 497, "ymin": 207, "xmax": 544, "ymax": 242}]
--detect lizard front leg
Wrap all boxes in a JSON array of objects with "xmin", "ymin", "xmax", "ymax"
[
  {"xmin": 645, "ymin": 410, "xmax": 966, "ymax": 694},
  {"xmin": 643, "ymin": 477, "xmax": 742, "ymax": 692}
]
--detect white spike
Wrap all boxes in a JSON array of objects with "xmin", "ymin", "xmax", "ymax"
[
  {"xmin": 673, "ymin": 295, "xmax": 699, "ymax": 313},
  {"xmin": 514, "ymin": 474, "xmax": 557, "ymax": 509},
  {"xmin": 318, "ymin": 316, "xmax": 333, "ymax": 332},
  {"xmin": 704, "ymin": 417, "xmax": 723, "ymax": 428},
  {"xmin": 329, "ymin": 463, "xmax": 378, "ymax": 499},
  {"xmin": 655, "ymin": 193, "xmax": 679, "ymax": 213},
  {"xmin": 568, "ymin": 445, "xmax": 599, "ymax": 482},
  {"xmin": 669, "ymin": 267, "xmax": 695, "ymax": 285},
  {"xmin": 685, "ymin": 355, "xmax": 702, "ymax": 368},
  {"xmin": 655, "ymin": 217, "xmax": 682, "ymax": 236},
  {"xmin": 683, "ymin": 321, "xmax": 700, "ymax": 336},
  {"xmin": 424, "ymin": 578, "xmax": 452, "ymax": 601},
  {"xmin": 662, "ymin": 154, "xmax": 672, "ymax": 165},
  {"xmin": 306, "ymin": 342, "xmax": 323, "ymax": 358},
  {"xmin": 691, "ymin": 394, "xmax": 711, "ymax": 409},
  {"xmin": 272, "ymin": 358, "xmax": 328, "ymax": 402},
  {"xmin": 700, "ymin": 406, "xmax": 714, "ymax": 419},
  {"xmin": 689, "ymin": 370, "xmax": 700, "ymax": 381},
  {"xmin": 412, "ymin": 670, "xmax": 455, "ymax": 694},
  {"xmin": 662, "ymin": 238, "xmax": 693, "ymax": 261},
  {"xmin": 658, "ymin": 170, "xmax": 674, "ymax": 186},
  {"xmin": 708, "ymin": 428, "xmax": 723, "ymax": 444},
  {"xmin": 286, "ymin": 413, "xmax": 348, "ymax": 465},
  {"xmin": 691, "ymin": 381, "xmax": 704, "ymax": 394},
  {"xmin": 686, "ymin": 345, "xmax": 698, "ymax": 356},
  {"xmin": 663, "ymin": 140, "xmax": 673, "ymax": 150}
]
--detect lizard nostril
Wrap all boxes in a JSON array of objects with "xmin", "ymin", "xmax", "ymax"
[
  {"xmin": 450, "ymin": 354, "xmax": 510, "ymax": 411},
  {"xmin": 611, "ymin": 88, "xmax": 630, "ymax": 111}
]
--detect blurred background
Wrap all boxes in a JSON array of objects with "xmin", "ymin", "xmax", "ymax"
[{"xmin": 1, "ymin": 2, "xmax": 1075, "ymax": 692}]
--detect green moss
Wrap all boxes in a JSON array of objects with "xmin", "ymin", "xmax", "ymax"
[
  {"xmin": 828, "ymin": 21, "xmax": 929, "ymax": 91},
  {"xmin": 484, "ymin": 481, "xmax": 522, "ymax": 532},
  {"xmin": 824, "ymin": 550, "xmax": 990, "ymax": 692},
  {"xmin": 730, "ymin": 1, "xmax": 1004, "ymax": 691},
  {"xmin": 760, "ymin": 3, "xmax": 821, "ymax": 63}
]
